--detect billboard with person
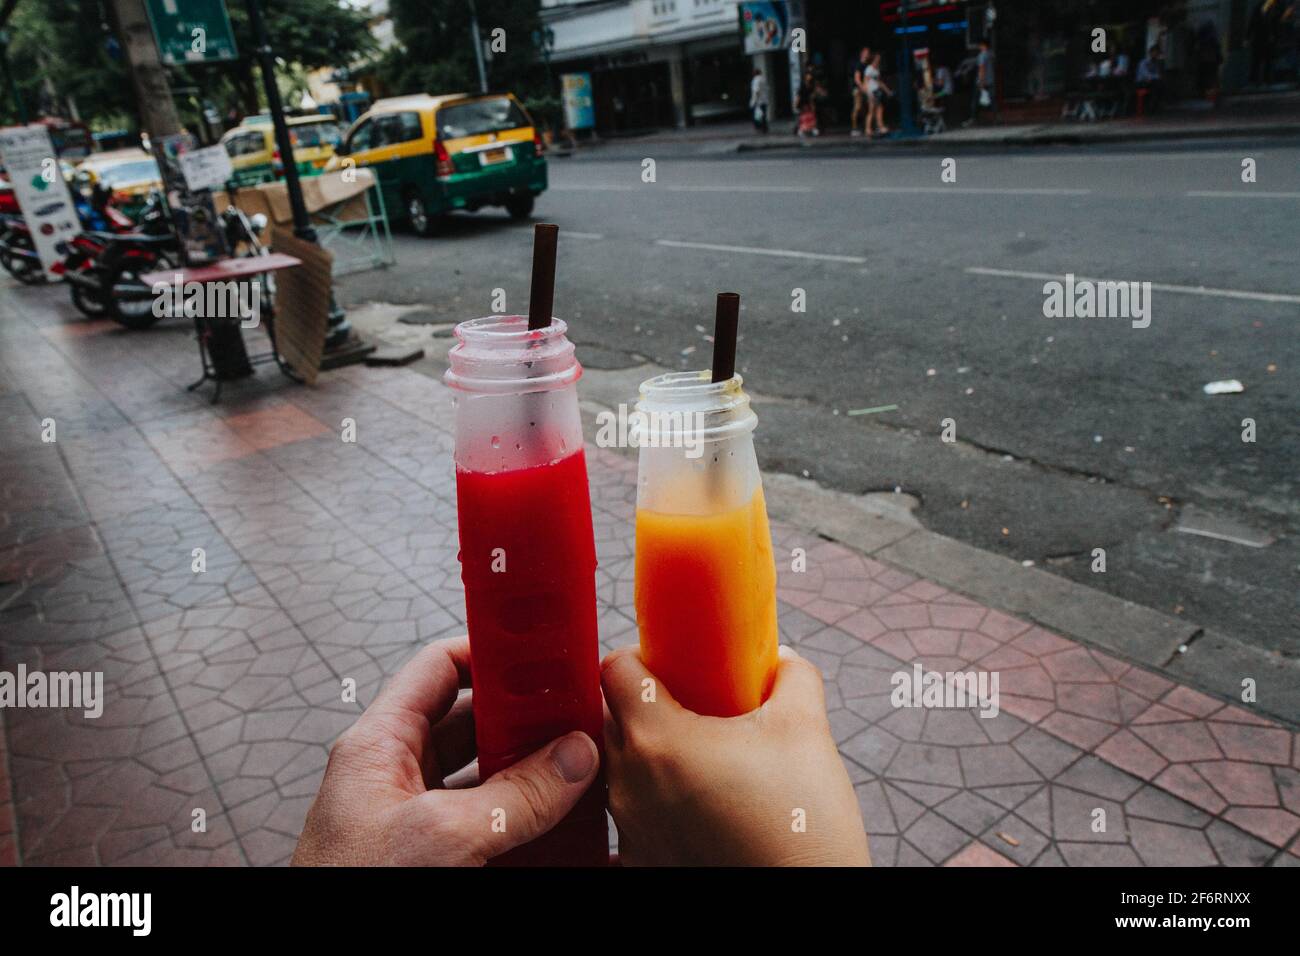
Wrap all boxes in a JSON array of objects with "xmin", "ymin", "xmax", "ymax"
[{"xmin": 739, "ymin": 1, "xmax": 791, "ymax": 54}]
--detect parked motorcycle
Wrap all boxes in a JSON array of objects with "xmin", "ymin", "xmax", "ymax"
[{"xmin": 54, "ymin": 189, "xmax": 173, "ymax": 322}]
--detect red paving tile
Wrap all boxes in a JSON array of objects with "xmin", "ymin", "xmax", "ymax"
[{"xmin": 3, "ymin": 281, "xmax": 1298, "ymax": 867}]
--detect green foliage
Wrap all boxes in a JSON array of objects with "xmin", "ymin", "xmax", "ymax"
[
  {"xmin": 0, "ymin": 0, "xmax": 376, "ymax": 131},
  {"xmin": 381, "ymin": 0, "xmax": 549, "ymax": 102}
]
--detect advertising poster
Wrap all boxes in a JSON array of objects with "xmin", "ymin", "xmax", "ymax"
[
  {"xmin": 0, "ymin": 124, "xmax": 82, "ymax": 281},
  {"xmin": 739, "ymin": 1, "xmax": 790, "ymax": 54},
  {"xmin": 561, "ymin": 72, "xmax": 596, "ymax": 131}
]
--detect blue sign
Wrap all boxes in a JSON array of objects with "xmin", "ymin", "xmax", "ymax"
[{"xmin": 561, "ymin": 73, "xmax": 596, "ymax": 131}]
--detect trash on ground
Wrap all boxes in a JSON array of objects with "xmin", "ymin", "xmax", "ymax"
[{"xmin": 1203, "ymin": 379, "xmax": 1244, "ymax": 395}]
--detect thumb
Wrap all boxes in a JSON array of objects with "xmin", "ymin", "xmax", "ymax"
[{"xmin": 453, "ymin": 732, "xmax": 600, "ymax": 861}]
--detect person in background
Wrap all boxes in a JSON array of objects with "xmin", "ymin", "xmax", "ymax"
[
  {"xmin": 964, "ymin": 39, "xmax": 996, "ymax": 127},
  {"xmin": 850, "ymin": 46, "xmax": 872, "ymax": 136},
  {"xmin": 1136, "ymin": 44, "xmax": 1165, "ymax": 112},
  {"xmin": 865, "ymin": 52, "xmax": 892, "ymax": 137},
  {"xmin": 795, "ymin": 69, "xmax": 820, "ymax": 137},
  {"xmin": 1195, "ymin": 19, "xmax": 1224, "ymax": 99},
  {"xmin": 749, "ymin": 67, "xmax": 770, "ymax": 133}
]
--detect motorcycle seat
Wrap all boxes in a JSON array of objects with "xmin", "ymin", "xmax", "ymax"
[{"xmin": 90, "ymin": 231, "xmax": 173, "ymax": 245}]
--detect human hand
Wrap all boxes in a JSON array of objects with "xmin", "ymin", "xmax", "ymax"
[
  {"xmin": 292, "ymin": 636, "xmax": 601, "ymax": 866},
  {"xmin": 601, "ymin": 645, "xmax": 870, "ymax": 867}
]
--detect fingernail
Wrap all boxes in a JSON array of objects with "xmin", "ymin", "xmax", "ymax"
[{"xmin": 552, "ymin": 733, "xmax": 597, "ymax": 783}]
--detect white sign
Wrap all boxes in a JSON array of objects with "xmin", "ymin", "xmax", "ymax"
[
  {"xmin": 178, "ymin": 143, "xmax": 234, "ymax": 192},
  {"xmin": 0, "ymin": 125, "xmax": 81, "ymax": 281}
]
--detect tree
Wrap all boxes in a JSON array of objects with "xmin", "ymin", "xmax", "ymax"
[
  {"xmin": 381, "ymin": 0, "xmax": 546, "ymax": 101},
  {"xmin": 0, "ymin": 0, "xmax": 376, "ymax": 131}
]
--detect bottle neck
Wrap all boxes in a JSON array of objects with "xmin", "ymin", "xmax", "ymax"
[{"xmin": 444, "ymin": 315, "xmax": 582, "ymax": 395}]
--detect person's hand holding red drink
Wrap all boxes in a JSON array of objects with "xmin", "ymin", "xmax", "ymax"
[{"xmin": 292, "ymin": 636, "xmax": 601, "ymax": 867}]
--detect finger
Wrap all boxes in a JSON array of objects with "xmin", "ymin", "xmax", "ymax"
[
  {"xmin": 765, "ymin": 644, "xmax": 828, "ymax": 716},
  {"xmin": 600, "ymin": 645, "xmax": 683, "ymax": 735},
  {"xmin": 349, "ymin": 636, "xmax": 473, "ymax": 791},
  {"xmin": 430, "ymin": 692, "xmax": 477, "ymax": 781},
  {"xmin": 441, "ymin": 732, "xmax": 600, "ymax": 861},
  {"xmin": 367, "ymin": 635, "xmax": 473, "ymax": 729}
]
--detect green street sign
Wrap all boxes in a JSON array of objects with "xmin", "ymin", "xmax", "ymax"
[{"xmin": 145, "ymin": 0, "xmax": 239, "ymax": 65}]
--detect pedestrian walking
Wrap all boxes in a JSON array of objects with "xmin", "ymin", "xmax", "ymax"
[
  {"xmin": 749, "ymin": 68, "xmax": 770, "ymax": 133},
  {"xmin": 865, "ymin": 53, "xmax": 892, "ymax": 137},
  {"xmin": 850, "ymin": 46, "xmax": 871, "ymax": 136},
  {"xmin": 963, "ymin": 39, "xmax": 996, "ymax": 127}
]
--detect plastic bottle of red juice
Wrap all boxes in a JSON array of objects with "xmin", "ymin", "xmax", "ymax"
[{"xmin": 444, "ymin": 314, "xmax": 606, "ymax": 866}]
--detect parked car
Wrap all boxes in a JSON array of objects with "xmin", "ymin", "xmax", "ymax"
[
  {"xmin": 220, "ymin": 114, "xmax": 345, "ymax": 186},
  {"xmin": 73, "ymin": 149, "xmax": 162, "ymax": 220},
  {"xmin": 326, "ymin": 92, "xmax": 547, "ymax": 236}
]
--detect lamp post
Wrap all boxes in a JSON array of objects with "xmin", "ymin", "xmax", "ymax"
[{"xmin": 244, "ymin": 0, "xmax": 352, "ymax": 350}]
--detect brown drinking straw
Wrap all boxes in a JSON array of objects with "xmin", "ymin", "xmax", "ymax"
[
  {"xmin": 528, "ymin": 223, "xmax": 559, "ymax": 331},
  {"xmin": 711, "ymin": 292, "xmax": 740, "ymax": 383}
]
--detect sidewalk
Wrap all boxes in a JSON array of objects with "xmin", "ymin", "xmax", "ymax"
[
  {"xmin": 564, "ymin": 103, "xmax": 1300, "ymax": 158},
  {"xmin": 1, "ymin": 281, "xmax": 1298, "ymax": 867}
]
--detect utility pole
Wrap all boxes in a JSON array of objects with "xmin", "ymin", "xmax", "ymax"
[
  {"xmin": 244, "ymin": 0, "xmax": 354, "ymax": 351},
  {"xmin": 110, "ymin": 0, "xmax": 180, "ymax": 140},
  {"xmin": 468, "ymin": 0, "xmax": 488, "ymax": 93},
  {"xmin": 897, "ymin": 0, "xmax": 917, "ymax": 137}
]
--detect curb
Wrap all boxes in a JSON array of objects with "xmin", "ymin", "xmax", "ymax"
[{"xmin": 731, "ymin": 121, "xmax": 1300, "ymax": 153}]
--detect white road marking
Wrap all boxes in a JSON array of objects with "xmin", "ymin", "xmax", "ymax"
[
  {"xmin": 665, "ymin": 185, "xmax": 813, "ymax": 193},
  {"xmin": 549, "ymin": 184, "xmax": 640, "ymax": 191},
  {"xmin": 562, "ymin": 231, "xmax": 604, "ymax": 240},
  {"xmin": 966, "ymin": 266, "xmax": 1300, "ymax": 304},
  {"xmin": 859, "ymin": 186, "xmax": 1092, "ymax": 195},
  {"xmin": 655, "ymin": 239, "xmax": 866, "ymax": 264},
  {"xmin": 1186, "ymin": 190, "xmax": 1300, "ymax": 199},
  {"xmin": 1010, "ymin": 151, "xmax": 1260, "ymax": 163}
]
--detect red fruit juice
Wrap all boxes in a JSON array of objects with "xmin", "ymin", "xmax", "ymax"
[{"xmin": 455, "ymin": 447, "xmax": 607, "ymax": 865}]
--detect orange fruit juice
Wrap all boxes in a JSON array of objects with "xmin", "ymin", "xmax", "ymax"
[{"xmin": 635, "ymin": 485, "xmax": 779, "ymax": 717}]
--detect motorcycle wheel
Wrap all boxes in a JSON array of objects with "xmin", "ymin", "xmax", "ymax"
[
  {"xmin": 70, "ymin": 278, "xmax": 107, "ymax": 317},
  {"xmin": 1, "ymin": 241, "xmax": 45, "ymax": 285},
  {"xmin": 106, "ymin": 254, "xmax": 174, "ymax": 330}
]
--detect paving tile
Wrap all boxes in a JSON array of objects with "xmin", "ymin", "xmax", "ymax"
[{"xmin": 4, "ymin": 282, "xmax": 1294, "ymax": 868}]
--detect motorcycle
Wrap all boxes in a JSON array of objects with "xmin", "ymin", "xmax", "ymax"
[
  {"xmin": 93, "ymin": 197, "xmax": 269, "ymax": 331},
  {"xmin": 54, "ymin": 188, "xmax": 172, "ymax": 321}
]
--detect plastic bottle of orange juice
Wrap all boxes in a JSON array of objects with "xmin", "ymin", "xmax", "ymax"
[{"xmin": 632, "ymin": 366, "xmax": 779, "ymax": 717}]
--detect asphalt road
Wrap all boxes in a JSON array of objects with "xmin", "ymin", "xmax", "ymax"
[{"xmin": 335, "ymin": 136, "xmax": 1300, "ymax": 657}]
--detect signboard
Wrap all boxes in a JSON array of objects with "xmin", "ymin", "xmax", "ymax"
[
  {"xmin": 179, "ymin": 143, "xmax": 234, "ymax": 192},
  {"xmin": 561, "ymin": 73, "xmax": 596, "ymax": 131},
  {"xmin": 739, "ymin": 1, "xmax": 791, "ymax": 54},
  {"xmin": 145, "ymin": 0, "xmax": 239, "ymax": 65},
  {"xmin": 153, "ymin": 133, "xmax": 228, "ymax": 266},
  {"xmin": 0, "ymin": 125, "xmax": 81, "ymax": 281}
]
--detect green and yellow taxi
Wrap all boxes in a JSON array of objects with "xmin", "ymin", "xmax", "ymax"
[
  {"xmin": 327, "ymin": 92, "xmax": 547, "ymax": 236},
  {"xmin": 220, "ymin": 114, "xmax": 345, "ymax": 186},
  {"xmin": 72, "ymin": 148, "xmax": 162, "ymax": 218}
]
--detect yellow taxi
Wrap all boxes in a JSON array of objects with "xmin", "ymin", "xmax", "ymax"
[
  {"xmin": 220, "ymin": 114, "xmax": 345, "ymax": 186},
  {"xmin": 72, "ymin": 148, "xmax": 162, "ymax": 218},
  {"xmin": 327, "ymin": 92, "xmax": 547, "ymax": 236}
]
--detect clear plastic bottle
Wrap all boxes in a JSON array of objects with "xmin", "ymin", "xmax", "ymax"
[
  {"xmin": 445, "ymin": 314, "xmax": 606, "ymax": 865},
  {"xmin": 632, "ymin": 370, "xmax": 779, "ymax": 717}
]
